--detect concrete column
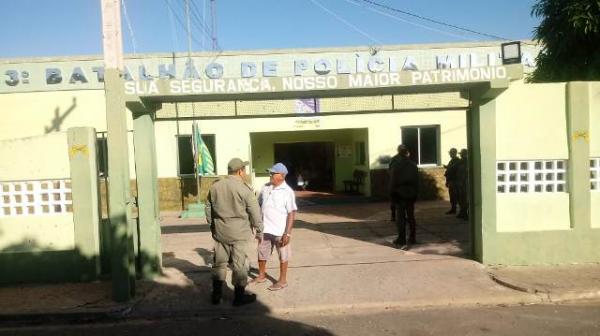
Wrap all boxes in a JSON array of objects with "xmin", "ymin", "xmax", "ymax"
[
  {"xmin": 468, "ymin": 84, "xmax": 505, "ymax": 263},
  {"xmin": 566, "ymin": 82, "xmax": 591, "ymax": 229},
  {"xmin": 105, "ymin": 68, "xmax": 136, "ymax": 301},
  {"xmin": 132, "ymin": 110, "xmax": 162, "ymax": 278},
  {"xmin": 67, "ymin": 127, "xmax": 101, "ymax": 281},
  {"xmin": 468, "ymin": 99, "xmax": 495, "ymax": 262}
]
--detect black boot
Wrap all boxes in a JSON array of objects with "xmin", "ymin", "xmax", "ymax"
[
  {"xmin": 445, "ymin": 208, "xmax": 456, "ymax": 215},
  {"xmin": 233, "ymin": 286, "xmax": 256, "ymax": 306},
  {"xmin": 211, "ymin": 280, "xmax": 224, "ymax": 305}
]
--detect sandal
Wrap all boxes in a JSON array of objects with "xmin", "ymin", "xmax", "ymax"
[
  {"xmin": 249, "ymin": 277, "xmax": 267, "ymax": 284},
  {"xmin": 268, "ymin": 282, "xmax": 288, "ymax": 291}
]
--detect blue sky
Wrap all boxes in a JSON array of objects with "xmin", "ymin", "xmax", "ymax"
[{"xmin": 0, "ymin": 0, "xmax": 540, "ymax": 58}]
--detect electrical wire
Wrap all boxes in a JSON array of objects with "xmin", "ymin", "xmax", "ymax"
[
  {"xmin": 344, "ymin": 0, "xmax": 475, "ymax": 42},
  {"xmin": 191, "ymin": 0, "xmax": 224, "ymax": 63},
  {"xmin": 163, "ymin": 0, "xmax": 206, "ymax": 49},
  {"xmin": 355, "ymin": 0, "xmax": 509, "ymax": 41},
  {"xmin": 180, "ymin": 0, "xmax": 224, "ymax": 62},
  {"xmin": 163, "ymin": 0, "xmax": 224, "ymax": 69},
  {"xmin": 308, "ymin": 0, "xmax": 384, "ymax": 46},
  {"xmin": 122, "ymin": 0, "xmax": 152, "ymax": 75},
  {"xmin": 190, "ymin": 0, "xmax": 221, "ymax": 51},
  {"xmin": 121, "ymin": 0, "xmax": 138, "ymax": 54},
  {"xmin": 166, "ymin": 0, "xmax": 181, "ymax": 51}
]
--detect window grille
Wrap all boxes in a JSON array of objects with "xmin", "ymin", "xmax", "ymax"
[
  {"xmin": 496, "ymin": 160, "xmax": 567, "ymax": 193},
  {"xmin": 0, "ymin": 180, "xmax": 73, "ymax": 217},
  {"xmin": 591, "ymin": 158, "xmax": 600, "ymax": 191}
]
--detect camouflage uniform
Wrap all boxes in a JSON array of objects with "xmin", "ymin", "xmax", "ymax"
[{"xmin": 206, "ymin": 175, "xmax": 263, "ymax": 287}]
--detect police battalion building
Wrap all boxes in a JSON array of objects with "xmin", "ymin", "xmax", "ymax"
[
  {"xmin": 2, "ymin": 41, "xmax": 600, "ymax": 266},
  {"xmin": 1, "ymin": 41, "xmax": 538, "ymax": 200}
]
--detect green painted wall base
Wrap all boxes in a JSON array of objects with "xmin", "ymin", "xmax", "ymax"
[
  {"xmin": 483, "ymin": 229, "xmax": 600, "ymax": 265},
  {"xmin": 0, "ymin": 249, "xmax": 98, "ymax": 285}
]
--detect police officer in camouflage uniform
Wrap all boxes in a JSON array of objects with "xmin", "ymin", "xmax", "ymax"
[
  {"xmin": 455, "ymin": 149, "xmax": 469, "ymax": 220},
  {"xmin": 389, "ymin": 144, "xmax": 419, "ymax": 250},
  {"xmin": 444, "ymin": 148, "xmax": 460, "ymax": 215},
  {"xmin": 206, "ymin": 158, "xmax": 263, "ymax": 306}
]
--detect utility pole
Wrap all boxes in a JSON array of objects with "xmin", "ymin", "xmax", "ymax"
[{"xmin": 100, "ymin": 0, "xmax": 136, "ymax": 302}]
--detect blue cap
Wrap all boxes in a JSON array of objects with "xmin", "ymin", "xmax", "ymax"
[{"xmin": 267, "ymin": 162, "xmax": 288, "ymax": 175}]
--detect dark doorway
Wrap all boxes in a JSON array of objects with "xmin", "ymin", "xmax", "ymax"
[{"xmin": 274, "ymin": 142, "xmax": 335, "ymax": 191}]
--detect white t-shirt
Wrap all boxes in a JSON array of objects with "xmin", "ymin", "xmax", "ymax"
[{"xmin": 259, "ymin": 182, "xmax": 298, "ymax": 236}]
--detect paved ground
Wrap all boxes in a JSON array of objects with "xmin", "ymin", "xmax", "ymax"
[
  {"xmin": 2, "ymin": 302, "xmax": 600, "ymax": 335},
  {"xmin": 0, "ymin": 198, "xmax": 599, "ymax": 323}
]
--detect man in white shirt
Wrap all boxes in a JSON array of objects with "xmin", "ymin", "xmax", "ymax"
[{"xmin": 253, "ymin": 162, "xmax": 297, "ymax": 290}]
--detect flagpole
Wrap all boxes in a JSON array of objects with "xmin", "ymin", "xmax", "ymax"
[
  {"xmin": 195, "ymin": 150, "xmax": 201, "ymax": 208},
  {"xmin": 192, "ymin": 122, "xmax": 201, "ymax": 205}
]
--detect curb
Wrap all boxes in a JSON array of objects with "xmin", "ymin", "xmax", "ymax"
[
  {"xmin": 0, "ymin": 306, "xmax": 132, "ymax": 327},
  {"xmin": 0, "ymin": 294, "xmax": 541, "ymax": 327},
  {"xmin": 487, "ymin": 273, "xmax": 541, "ymax": 294},
  {"xmin": 546, "ymin": 290, "xmax": 600, "ymax": 303},
  {"xmin": 127, "ymin": 293, "xmax": 543, "ymax": 320},
  {"xmin": 488, "ymin": 272, "xmax": 600, "ymax": 304}
]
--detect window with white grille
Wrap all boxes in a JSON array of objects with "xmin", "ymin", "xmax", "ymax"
[
  {"xmin": 592, "ymin": 158, "xmax": 600, "ymax": 191},
  {"xmin": 0, "ymin": 180, "xmax": 73, "ymax": 217},
  {"xmin": 497, "ymin": 160, "xmax": 567, "ymax": 193}
]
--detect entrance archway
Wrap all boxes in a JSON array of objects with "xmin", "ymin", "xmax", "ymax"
[{"xmin": 122, "ymin": 64, "xmax": 523, "ymax": 287}]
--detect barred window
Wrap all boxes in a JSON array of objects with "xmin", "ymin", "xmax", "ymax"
[
  {"xmin": 0, "ymin": 180, "xmax": 73, "ymax": 217},
  {"xmin": 591, "ymin": 158, "xmax": 600, "ymax": 191},
  {"xmin": 497, "ymin": 160, "xmax": 567, "ymax": 193}
]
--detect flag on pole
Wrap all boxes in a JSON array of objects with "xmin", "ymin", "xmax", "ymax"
[{"xmin": 192, "ymin": 121, "xmax": 215, "ymax": 176}]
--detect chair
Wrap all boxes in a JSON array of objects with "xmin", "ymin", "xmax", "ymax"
[{"xmin": 343, "ymin": 169, "xmax": 366, "ymax": 193}]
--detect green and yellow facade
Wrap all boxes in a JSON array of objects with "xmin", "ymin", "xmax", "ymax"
[{"xmin": 1, "ymin": 41, "xmax": 599, "ymax": 287}]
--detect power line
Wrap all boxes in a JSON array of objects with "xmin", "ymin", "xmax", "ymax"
[
  {"xmin": 189, "ymin": 0, "xmax": 219, "ymax": 50},
  {"xmin": 166, "ymin": 0, "xmax": 180, "ymax": 51},
  {"xmin": 121, "ymin": 0, "xmax": 138, "ymax": 53},
  {"xmin": 309, "ymin": 0, "xmax": 384, "ymax": 46},
  {"xmin": 355, "ymin": 0, "xmax": 509, "ymax": 41},
  {"xmin": 344, "ymin": 0, "xmax": 475, "ymax": 42},
  {"xmin": 189, "ymin": 0, "xmax": 211, "ymax": 37},
  {"xmin": 163, "ymin": 0, "xmax": 206, "ymax": 49},
  {"xmin": 190, "ymin": 0, "xmax": 223, "ymax": 61},
  {"xmin": 175, "ymin": 0, "xmax": 222, "ymax": 53},
  {"xmin": 163, "ymin": 0, "xmax": 224, "ymax": 65}
]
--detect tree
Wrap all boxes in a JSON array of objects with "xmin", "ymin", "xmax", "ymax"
[{"xmin": 530, "ymin": 0, "xmax": 600, "ymax": 82}]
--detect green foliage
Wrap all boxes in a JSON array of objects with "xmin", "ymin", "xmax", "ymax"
[{"xmin": 530, "ymin": 0, "xmax": 600, "ymax": 82}]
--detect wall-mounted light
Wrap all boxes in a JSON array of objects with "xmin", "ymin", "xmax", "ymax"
[{"xmin": 501, "ymin": 41, "xmax": 522, "ymax": 65}]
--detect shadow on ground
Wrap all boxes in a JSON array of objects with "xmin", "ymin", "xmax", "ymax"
[
  {"xmin": 136, "ymin": 251, "xmax": 335, "ymax": 335},
  {"xmin": 294, "ymin": 200, "xmax": 471, "ymax": 258}
]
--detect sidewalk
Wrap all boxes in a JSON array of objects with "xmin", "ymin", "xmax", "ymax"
[{"xmin": 1, "ymin": 200, "xmax": 599, "ymax": 323}]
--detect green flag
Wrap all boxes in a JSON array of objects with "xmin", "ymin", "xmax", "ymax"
[{"xmin": 193, "ymin": 121, "xmax": 215, "ymax": 176}]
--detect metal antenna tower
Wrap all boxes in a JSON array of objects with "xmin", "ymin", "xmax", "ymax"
[
  {"xmin": 210, "ymin": 0, "xmax": 218, "ymax": 51},
  {"xmin": 185, "ymin": 0, "xmax": 193, "ymax": 58}
]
